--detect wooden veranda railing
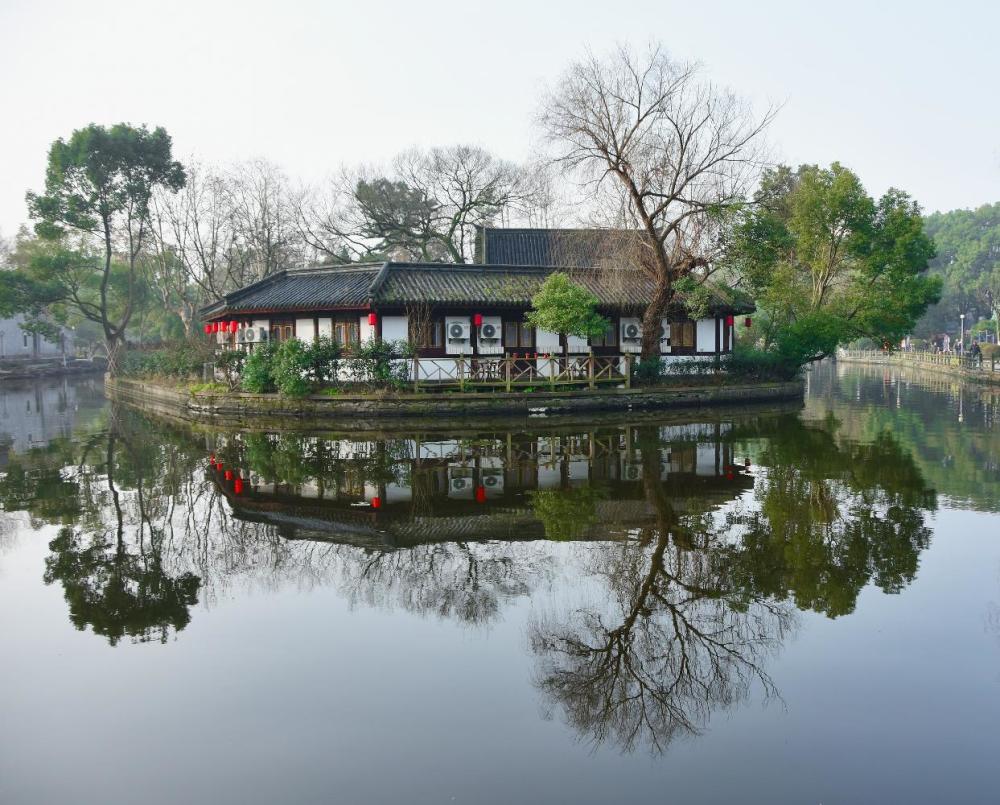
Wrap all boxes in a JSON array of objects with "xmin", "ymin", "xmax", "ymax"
[{"xmin": 408, "ymin": 354, "xmax": 633, "ymax": 392}]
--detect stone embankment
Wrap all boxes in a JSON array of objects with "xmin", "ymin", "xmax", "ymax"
[{"xmin": 106, "ymin": 375, "xmax": 805, "ymax": 430}]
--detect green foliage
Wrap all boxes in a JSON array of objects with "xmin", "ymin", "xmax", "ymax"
[
  {"xmin": 918, "ymin": 203, "xmax": 1000, "ymax": 340},
  {"xmin": 120, "ymin": 338, "xmax": 215, "ymax": 379},
  {"xmin": 21, "ymin": 123, "xmax": 186, "ymax": 371},
  {"xmin": 674, "ymin": 275, "xmax": 716, "ymax": 321},
  {"xmin": 271, "ymin": 339, "xmax": 313, "ymax": 397},
  {"xmin": 732, "ymin": 162, "xmax": 940, "ymax": 365},
  {"xmin": 531, "ymin": 487, "xmax": 603, "ymax": 541},
  {"xmin": 239, "ymin": 337, "xmax": 408, "ymax": 395},
  {"xmin": 241, "ymin": 341, "xmax": 278, "ymax": 393},
  {"xmin": 525, "ymin": 273, "xmax": 609, "ymax": 347},
  {"xmin": 349, "ymin": 339, "xmax": 414, "ymax": 388}
]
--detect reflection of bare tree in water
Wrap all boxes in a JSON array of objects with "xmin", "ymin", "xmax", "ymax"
[
  {"xmin": 529, "ymin": 428, "xmax": 793, "ymax": 753},
  {"xmin": 335, "ymin": 541, "xmax": 554, "ymax": 625}
]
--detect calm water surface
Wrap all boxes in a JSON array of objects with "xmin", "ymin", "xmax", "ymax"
[{"xmin": 1, "ymin": 364, "xmax": 998, "ymax": 804}]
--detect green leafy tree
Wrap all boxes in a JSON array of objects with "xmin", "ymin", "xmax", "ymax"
[
  {"xmin": 918, "ymin": 203, "xmax": 1000, "ymax": 341},
  {"xmin": 18, "ymin": 124, "xmax": 186, "ymax": 373},
  {"xmin": 734, "ymin": 163, "xmax": 940, "ymax": 365},
  {"xmin": 525, "ymin": 273, "xmax": 609, "ymax": 360}
]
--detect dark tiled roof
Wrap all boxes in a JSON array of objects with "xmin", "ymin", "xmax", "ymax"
[
  {"xmin": 202, "ymin": 264, "xmax": 383, "ymax": 315},
  {"xmin": 377, "ymin": 264, "xmax": 641, "ymax": 306},
  {"xmin": 477, "ymin": 227, "xmax": 649, "ymax": 267},
  {"xmin": 202, "ymin": 261, "xmax": 753, "ymax": 317}
]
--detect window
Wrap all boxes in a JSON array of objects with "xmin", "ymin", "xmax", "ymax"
[
  {"xmin": 270, "ymin": 323, "xmax": 294, "ymax": 342},
  {"xmin": 410, "ymin": 318, "xmax": 444, "ymax": 349},
  {"xmin": 23, "ymin": 333, "xmax": 29, "ymax": 349},
  {"xmin": 673, "ymin": 321, "xmax": 696, "ymax": 350},
  {"xmin": 333, "ymin": 319, "xmax": 360, "ymax": 347},
  {"xmin": 590, "ymin": 321, "xmax": 618, "ymax": 347},
  {"xmin": 505, "ymin": 320, "xmax": 534, "ymax": 348}
]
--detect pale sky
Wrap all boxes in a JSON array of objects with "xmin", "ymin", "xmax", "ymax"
[{"xmin": 1, "ymin": 0, "xmax": 998, "ymax": 237}]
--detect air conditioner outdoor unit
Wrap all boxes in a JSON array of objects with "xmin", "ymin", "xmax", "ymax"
[
  {"xmin": 448, "ymin": 321, "xmax": 470, "ymax": 340},
  {"xmin": 623, "ymin": 463, "xmax": 642, "ymax": 482},
  {"xmin": 621, "ymin": 321, "xmax": 641, "ymax": 341},
  {"xmin": 243, "ymin": 327, "xmax": 256, "ymax": 342},
  {"xmin": 450, "ymin": 477, "xmax": 472, "ymax": 492},
  {"xmin": 659, "ymin": 321, "xmax": 671, "ymax": 342},
  {"xmin": 479, "ymin": 322, "xmax": 499, "ymax": 340},
  {"xmin": 481, "ymin": 470, "xmax": 504, "ymax": 489}
]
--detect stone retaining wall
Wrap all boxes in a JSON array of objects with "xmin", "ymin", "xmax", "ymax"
[{"xmin": 106, "ymin": 376, "xmax": 805, "ymax": 430}]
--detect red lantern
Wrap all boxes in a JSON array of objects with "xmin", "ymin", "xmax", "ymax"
[
  {"xmin": 475, "ymin": 485, "xmax": 486, "ymax": 503},
  {"xmin": 215, "ymin": 462, "xmax": 223, "ymax": 471},
  {"xmin": 368, "ymin": 312, "xmax": 377, "ymax": 326},
  {"xmin": 725, "ymin": 314, "xmax": 735, "ymax": 327},
  {"xmin": 229, "ymin": 320, "xmax": 238, "ymax": 333},
  {"xmin": 234, "ymin": 478, "xmax": 244, "ymax": 495},
  {"xmin": 204, "ymin": 323, "xmax": 212, "ymax": 335},
  {"xmin": 744, "ymin": 317, "xmax": 752, "ymax": 328},
  {"xmin": 209, "ymin": 453, "xmax": 215, "ymax": 462},
  {"xmin": 224, "ymin": 470, "xmax": 233, "ymax": 481},
  {"xmin": 473, "ymin": 313, "xmax": 483, "ymax": 327},
  {"xmin": 371, "ymin": 496, "xmax": 381, "ymax": 509}
]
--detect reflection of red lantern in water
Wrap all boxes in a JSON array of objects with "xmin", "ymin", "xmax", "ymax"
[
  {"xmin": 475, "ymin": 485, "xmax": 486, "ymax": 503},
  {"xmin": 224, "ymin": 470, "xmax": 233, "ymax": 481},
  {"xmin": 371, "ymin": 496, "xmax": 381, "ymax": 509},
  {"xmin": 215, "ymin": 462, "xmax": 223, "ymax": 471},
  {"xmin": 725, "ymin": 470, "xmax": 735, "ymax": 481},
  {"xmin": 234, "ymin": 478, "xmax": 244, "ymax": 495}
]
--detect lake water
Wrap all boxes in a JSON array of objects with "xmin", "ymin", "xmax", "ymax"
[{"xmin": 1, "ymin": 363, "xmax": 998, "ymax": 804}]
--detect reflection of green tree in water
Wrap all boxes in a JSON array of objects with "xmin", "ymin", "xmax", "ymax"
[
  {"xmin": 531, "ymin": 487, "xmax": 602, "ymax": 541},
  {"xmin": 44, "ymin": 526, "xmax": 200, "ymax": 645},
  {"xmin": 727, "ymin": 416, "xmax": 937, "ymax": 617},
  {"xmin": 39, "ymin": 416, "xmax": 203, "ymax": 645},
  {"xmin": 531, "ymin": 418, "xmax": 936, "ymax": 752}
]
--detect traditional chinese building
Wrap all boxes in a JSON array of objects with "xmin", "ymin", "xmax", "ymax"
[{"xmin": 200, "ymin": 228, "xmax": 753, "ymax": 374}]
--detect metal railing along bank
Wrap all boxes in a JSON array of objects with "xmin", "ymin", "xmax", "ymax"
[{"xmin": 838, "ymin": 349, "xmax": 1000, "ymax": 374}]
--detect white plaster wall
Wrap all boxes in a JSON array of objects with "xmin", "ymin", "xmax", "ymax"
[
  {"xmin": 566, "ymin": 334, "xmax": 589, "ymax": 353},
  {"xmin": 536, "ymin": 328, "xmax": 560, "ymax": 351},
  {"xmin": 317, "ymin": 318, "xmax": 333, "ymax": 340},
  {"xmin": 296, "ymin": 318, "xmax": 315, "ymax": 342},
  {"xmin": 381, "ymin": 315, "xmax": 408, "ymax": 343},
  {"xmin": 696, "ymin": 444, "xmax": 718, "ymax": 476},
  {"xmin": 359, "ymin": 316, "xmax": 375, "ymax": 343},
  {"xmin": 385, "ymin": 483, "xmax": 413, "ymax": 503},
  {"xmin": 696, "ymin": 318, "xmax": 717, "ymax": 353}
]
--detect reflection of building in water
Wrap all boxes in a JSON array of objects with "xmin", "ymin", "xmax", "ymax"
[
  {"xmin": 211, "ymin": 421, "xmax": 751, "ymax": 547},
  {"xmin": 0, "ymin": 378, "xmax": 103, "ymax": 464}
]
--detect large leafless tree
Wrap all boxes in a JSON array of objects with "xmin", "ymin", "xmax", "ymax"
[{"xmin": 540, "ymin": 44, "xmax": 775, "ymax": 358}]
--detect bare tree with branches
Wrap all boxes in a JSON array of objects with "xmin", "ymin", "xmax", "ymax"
[{"xmin": 540, "ymin": 43, "xmax": 775, "ymax": 358}]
